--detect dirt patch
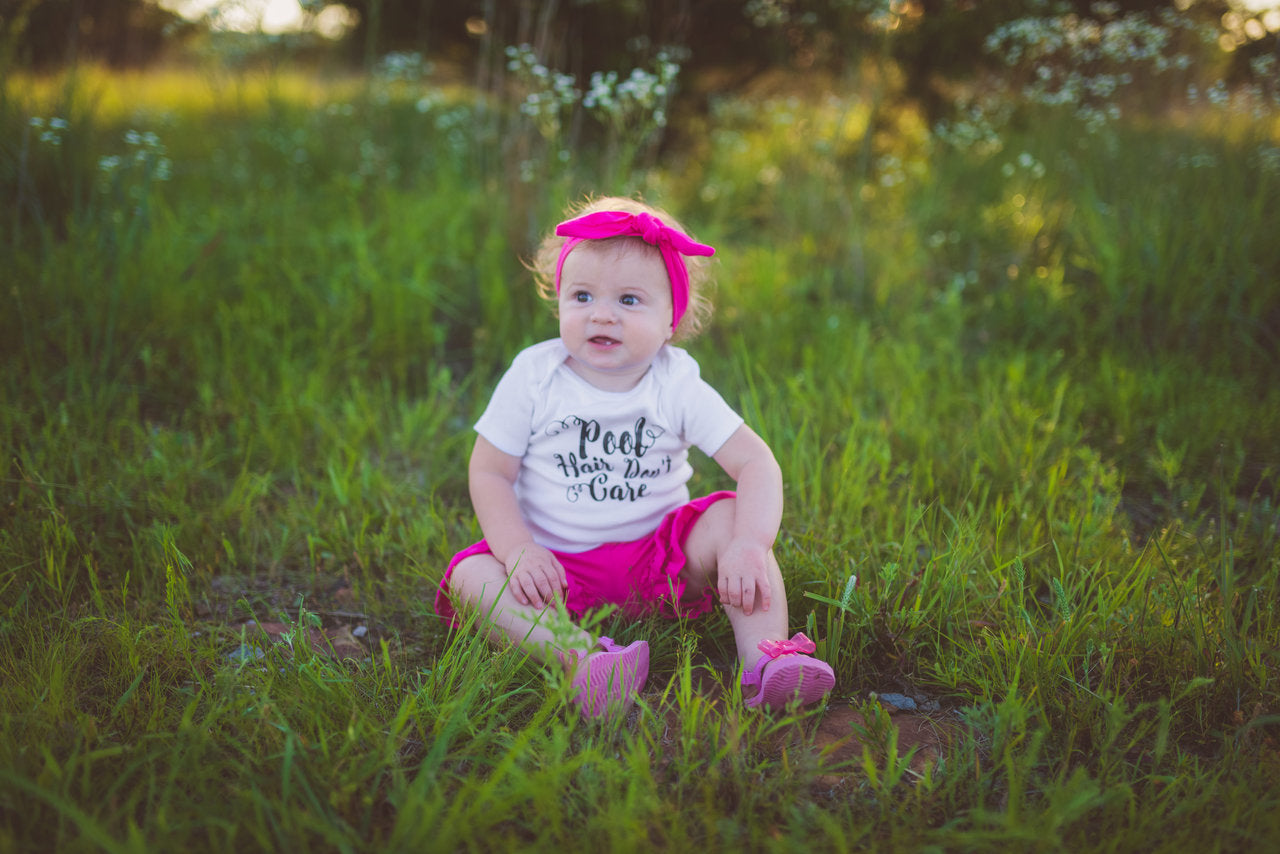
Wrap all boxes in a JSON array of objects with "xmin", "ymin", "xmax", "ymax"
[
  {"xmin": 806, "ymin": 703, "xmax": 955, "ymax": 783},
  {"xmin": 641, "ymin": 659, "xmax": 956, "ymax": 788},
  {"xmin": 240, "ymin": 620, "xmax": 367, "ymax": 659}
]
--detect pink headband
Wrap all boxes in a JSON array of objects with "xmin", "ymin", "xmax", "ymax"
[{"xmin": 553, "ymin": 210, "xmax": 715, "ymax": 329}]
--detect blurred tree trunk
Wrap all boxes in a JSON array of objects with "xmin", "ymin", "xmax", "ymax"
[
  {"xmin": 363, "ymin": 0, "xmax": 381, "ymax": 69},
  {"xmin": 63, "ymin": 0, "xmax": 81, "ymax": 65}
]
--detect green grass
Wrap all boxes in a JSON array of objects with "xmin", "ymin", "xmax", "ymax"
[{"xmin": 2, "ymin": 62, "xmax": 1279, "ymax": 851}]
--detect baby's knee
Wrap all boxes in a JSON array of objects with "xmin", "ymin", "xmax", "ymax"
[
  {"xmin": 697, "ymin": 497, "xmax": 739, "ymax": 543},
  {"xmin": 446, "ymin": 554, "xmax": 502, "ymax": 603},
  {"xmin": 682, "ymin": 498, "xmax": 738, "ymax": 577}
]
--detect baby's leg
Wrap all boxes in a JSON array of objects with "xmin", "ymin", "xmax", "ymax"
[
  {"xmin": 447, "ymin": 553, "xmax": 593, "ymax": 659},
  {"xmin": 680, "ymin": 498, "xmax": 789, "ymax": 668},
  {"xmin": 448, "ymin": 553, "xmax": 648, "ymax": 718},
  {"xmin": 682, "ymin": 499, "xmax": 835, "ymax": 710}
]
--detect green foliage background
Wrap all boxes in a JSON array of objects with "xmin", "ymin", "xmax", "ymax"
[{"xmin": 2, "ymin": 4, "xmax": 1279, "ymax": 849}]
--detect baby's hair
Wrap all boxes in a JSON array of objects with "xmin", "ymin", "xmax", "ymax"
[{"xmin": 529, "ymin": 195, "xmax": 715, "ymax": 343}]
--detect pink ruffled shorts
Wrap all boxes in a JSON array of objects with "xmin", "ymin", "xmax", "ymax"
[{"xmin": 434, "ymin": 491, "xmax": 734, "ymax": 626}]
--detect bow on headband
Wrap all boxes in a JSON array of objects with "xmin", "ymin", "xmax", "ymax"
[{"xmin": 554, "ymin": 211, "xmax": 716, "ymax": 329}]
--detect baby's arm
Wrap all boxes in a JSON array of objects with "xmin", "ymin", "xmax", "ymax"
[
  {"xmin": 468, "ymin": 435, "xmax": 567, "ymax": 608},
  {"xmin": 711, "ymin": 425, "xmax": 784, "ymax": 615}
]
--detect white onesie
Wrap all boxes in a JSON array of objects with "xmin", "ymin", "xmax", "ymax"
[{"xmin": 474, "ymin": 339, "xmax": 744, "ymax": 552}]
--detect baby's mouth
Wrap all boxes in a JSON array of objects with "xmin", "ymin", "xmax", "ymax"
[{"xmin": 589, "ymin": 336, "xmax": 620, "ymax": 346}]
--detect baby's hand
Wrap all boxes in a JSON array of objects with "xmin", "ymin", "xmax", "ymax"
[
  {"xmin": 717, "ymin": 538, "xmax": 773, "ymax": 616},
  {"xmin": 503, "ymin": 542, "xmax": 567, "ymax": 608}
]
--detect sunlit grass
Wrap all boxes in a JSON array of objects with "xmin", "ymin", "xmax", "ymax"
[
  {"xmin": 10, "ymin": 63, "xmax": 369, "ymax": 118},
  {"xmin": 2, "ymin": 57, "xmax": 1279, "ymax": 851}
]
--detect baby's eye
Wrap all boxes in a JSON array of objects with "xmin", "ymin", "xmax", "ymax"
[
  {"xmin": 572, "ymin": 290, "xmax": 592, "ymax": 303},
  {"xmin": 620, "ymin": 294, "xmax": 639, "ymax": 306}
]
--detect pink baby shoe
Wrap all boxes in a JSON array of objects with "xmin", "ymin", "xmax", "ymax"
[
  {"xmin": 565, "ymin": 636, "xmax": 650, "ymax": 719},
  {"xmin": 741, "ymin": 632, "xmax": 835, "ymax": 711}
]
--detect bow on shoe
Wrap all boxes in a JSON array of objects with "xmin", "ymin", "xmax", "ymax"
[
  {"xmin": 757, "ymin": 632, "xmax": 818, "ymax": 659},
  {"xmin": 553, "ymin": 210, "xmax": 716, "ymax": 329}
]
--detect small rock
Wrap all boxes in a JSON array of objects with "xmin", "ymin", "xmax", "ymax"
[
  {"xmin": 226, "ymin": 644, "xmax": 266, "ymax": 664},
  {"xmin": 875, "ymin": 692, "xmax": 917, "ymax": 713},
  {"xmin": 352, "ymin": 625, "xmax": 368, "ymax": 639}
]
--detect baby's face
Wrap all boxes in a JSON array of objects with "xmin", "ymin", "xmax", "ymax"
[{"xmin": 557, "ymin": 240, "xmax": 673, "ymax": 392}]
